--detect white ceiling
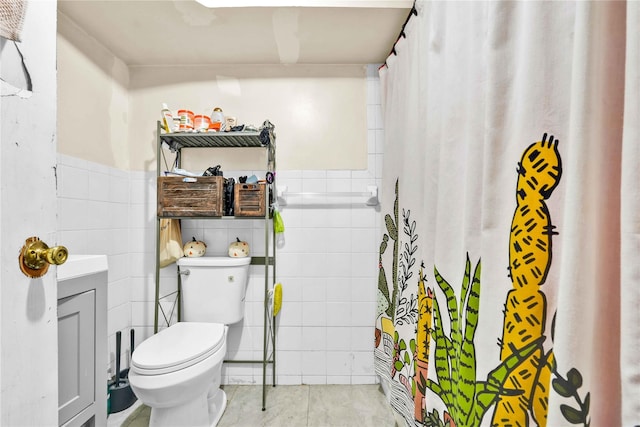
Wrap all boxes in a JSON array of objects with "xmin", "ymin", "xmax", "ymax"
[{"xmin": 57, "ymin": 1, "xmax": 413, "ymax": 66}]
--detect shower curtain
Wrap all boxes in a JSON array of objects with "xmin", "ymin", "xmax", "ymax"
[{"xmin": 374, "ymin": 2, "xmax": 639, "ymax": 427}]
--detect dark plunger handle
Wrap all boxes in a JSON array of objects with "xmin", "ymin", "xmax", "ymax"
[{"xmin": 115, "ymin": 331, "xmax": 121, "ymax": 387}]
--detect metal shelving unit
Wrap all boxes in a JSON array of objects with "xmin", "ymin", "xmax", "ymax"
[{"xmin": 153, "ymin": 121, "xmax": 277, "ymax": 410}]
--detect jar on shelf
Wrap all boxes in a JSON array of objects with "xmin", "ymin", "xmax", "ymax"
[
  {"xmin": 194, "ymin": 115, "xmax": 211, "ymax": 132},
  {"xmin": 177, "ymin": 109, "xmax": 194, "ymax": 131},
  {"xmin": 210, "ymin": 107, "xmax": 224, "ymax": 131}
]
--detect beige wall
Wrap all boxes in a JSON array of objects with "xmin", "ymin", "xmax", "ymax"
[
  {"xmin": 57, "ymin": 12, "xmax": 130, "ymax": 170},
  {"xmin": 58, "ymin": 11, "xmax": 368, "ymax": 172},
  {"xmin": 128, "ymin": 64, "xmax": 367, "ymax": 172}
]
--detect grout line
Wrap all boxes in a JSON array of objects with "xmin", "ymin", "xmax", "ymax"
[{"xmin": 306, "ymin": 384, "xmax": 311, "ymax": 426}]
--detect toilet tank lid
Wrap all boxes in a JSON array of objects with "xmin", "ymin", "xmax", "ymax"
[{"xmin": 177, "ymin": 256, "xmax": 251, "ymax": 267}]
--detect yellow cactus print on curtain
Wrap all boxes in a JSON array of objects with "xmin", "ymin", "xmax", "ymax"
[
  {"xmin": 375, "ymin": 134, "xmax": 592, "ymax": 427},
  {"xmin": 493, "ymin": 133, "xmax": 561, "ymax": 426},
  {"xmin": 414, "ymin": 267, "xmax": 433, "ymax": 422}
]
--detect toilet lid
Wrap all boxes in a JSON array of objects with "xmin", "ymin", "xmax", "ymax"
[{"xmin": 131, "ymin": 322, "xmax": 225, "ymax": 374}]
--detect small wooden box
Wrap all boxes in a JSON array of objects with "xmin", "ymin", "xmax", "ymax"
[
  {"xmin": 234, "ymin": 183, "xmax": 266, "ymax": 217},
  {"xmin": 158, "ymin": 176, "xmax": 224, "ymax": 217}
]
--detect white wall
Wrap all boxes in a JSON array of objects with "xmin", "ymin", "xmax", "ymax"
[
  {"xmin": 133, "ymin": 65, "xmax": 384, "ymax": 384},
  {"xmin": 56, "ymin": 155, "xmax": 133, "ymax": 377},
  {"xmin": 57, "ymin": 11, "xmax": 384, "ymax": 384},
  {"xmin": 57, "ymin": 11, "xmax": 136, "ymax": 378},
  {"xmin": 127, "ymin": 64, "xmax": 367, "ymax": 172},
  {"xmin": 57, "ymin": 12, "xmax": 130, "ymax": 170}
]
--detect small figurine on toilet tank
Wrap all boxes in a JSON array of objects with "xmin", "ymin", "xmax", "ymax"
[
  {"xmin": 183, "ymin": 237, "xmax": 207, "ymax": 257},
  {"xmin": 228, "ymin": 238, "xmax": 250, "ymax": 258}
]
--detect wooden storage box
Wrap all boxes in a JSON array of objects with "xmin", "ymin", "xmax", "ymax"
[
  {"xmin": 158, "ymin": 176, "xmax": 224, "ymax": 217},
  {"xmin": 234, "ymin": 183, "xmax": 266, "ymax": 217}
]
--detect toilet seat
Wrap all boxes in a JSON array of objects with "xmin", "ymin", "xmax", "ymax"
[{"xmin": 132, "ymin": 322, "xmax": 225, "ymax": 376}]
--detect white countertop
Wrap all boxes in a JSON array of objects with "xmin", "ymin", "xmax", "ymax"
[{"xmin": 57, "ymin": 254, "xmax": 108, "ymax": 281}]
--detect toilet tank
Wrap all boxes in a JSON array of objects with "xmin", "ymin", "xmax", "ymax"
[{"xmin": 177, "ymin": 256, "xmax": 251, "ymax": 324}]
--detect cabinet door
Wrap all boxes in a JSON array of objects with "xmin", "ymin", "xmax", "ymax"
[{"xmin": 58, "ymin": 290, "xmax": 95, "ymax": 426}]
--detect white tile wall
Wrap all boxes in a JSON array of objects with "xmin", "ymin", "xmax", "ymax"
[
  {"xmin": 56, "ymin": 64, "xmax": 384, "ymax": 386},
  {"xmin": 57, "ymin": 154, "xmax": 133, "ymax": 379}
]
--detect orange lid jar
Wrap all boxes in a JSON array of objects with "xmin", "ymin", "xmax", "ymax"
[
  {"xmin": 177, "ymin": 109, "xmax": 194, "ymax": 130},
  {"xmin": 194, "ymin": 115, "xmax": 211, "ymax": 132}
]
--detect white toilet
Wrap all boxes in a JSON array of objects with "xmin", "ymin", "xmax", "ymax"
[{"xmin": 129, "ymin": 256, "xmax": 251, "ymax": 427}]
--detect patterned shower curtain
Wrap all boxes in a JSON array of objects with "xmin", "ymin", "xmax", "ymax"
[{"xmin": 374, "ymin": 2, "xmax": 639, "ymax": 427}]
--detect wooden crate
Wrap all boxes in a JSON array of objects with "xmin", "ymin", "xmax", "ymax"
[
  {"xmin": 234, "ymin": 183, "xmax": 266, "ymax": 217},
  {"xmin": 157, "ymin": 176, "xmax": 224, "ymax": 217}
]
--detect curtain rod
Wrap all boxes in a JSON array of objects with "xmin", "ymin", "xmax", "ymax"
[{"xmin": 381, "ymin": 0, "xmax": 418, "ymax": 70}]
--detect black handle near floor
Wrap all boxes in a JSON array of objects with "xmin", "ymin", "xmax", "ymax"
[{"xmin": 109, "ymin": 330, "xmax": 137, "ymax": 413}]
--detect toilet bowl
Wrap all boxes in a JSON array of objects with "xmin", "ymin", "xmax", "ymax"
[
  {"xmin": 129, "ymin": 256, "xmax": 251, "ymax": 427},
  {"xmin": 129, "ymin": 322, "xmax": 228, "ymax": 427}
]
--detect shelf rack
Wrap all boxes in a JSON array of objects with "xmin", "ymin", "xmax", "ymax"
[{"xmin": 154, "ymin": 121, "xmax": 277, "ymax": 410}]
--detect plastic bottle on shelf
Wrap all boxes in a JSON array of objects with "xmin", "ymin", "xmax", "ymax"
[
  {"xmin": 161, "ymin": 103, "xmax": 176, "ymax": 133},
  {"xmin": 210, "ymin": 107, "xmax": 224, "ymax": 131}
]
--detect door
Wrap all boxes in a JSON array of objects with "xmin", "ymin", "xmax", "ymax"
[{"xmin": 0, "ymin": 2, "xmax": 59, "ymax": 425}]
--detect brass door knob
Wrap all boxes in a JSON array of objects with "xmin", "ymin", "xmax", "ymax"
[{"xmin": 19, "ymin": 236, "xmax": 68, "ymax": 278}]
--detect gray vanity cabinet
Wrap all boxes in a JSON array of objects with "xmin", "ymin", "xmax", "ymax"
[
  {"xmin": 57, "ymin": 258, "xmax": 108, "ymax": 427},
  {"xmin": 58, "ymin": 290, "xmax": 95, "ymax": 426}
]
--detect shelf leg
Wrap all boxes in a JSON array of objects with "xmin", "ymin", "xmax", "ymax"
[
  {"xmin": 262, "ymin": 270, "xmax": 268, "ymax": 411},
  {"xmin": 271, "ymin": 216, "xmax": 277, "ymax": 388},
  {"xmin": 154, "ymin": 217, "xmax": 160, "ymax": 333}
]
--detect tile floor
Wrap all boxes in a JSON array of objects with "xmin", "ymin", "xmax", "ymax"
[{"xmin": 108, "ymin": 384, "xmax": 400, "ymax": 427}]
